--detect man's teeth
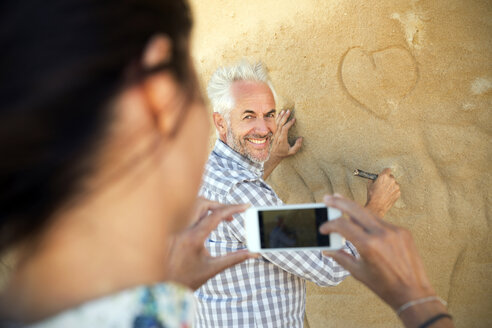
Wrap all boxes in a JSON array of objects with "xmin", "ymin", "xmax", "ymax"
[{"xmin": 248, "ymin": 138, "xmax": 266, "ymax": 144}]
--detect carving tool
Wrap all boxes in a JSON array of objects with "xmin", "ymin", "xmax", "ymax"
[{"xmin": 353, "ymin": 169, "xmax": 378, "ymax": 181}]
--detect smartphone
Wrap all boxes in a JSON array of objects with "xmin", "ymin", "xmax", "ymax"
[{"xmin": 244, "ymin": 203, "xmax": 345, "ymax": 252}]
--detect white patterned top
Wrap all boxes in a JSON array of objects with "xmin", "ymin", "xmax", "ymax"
[{"xmin": 8, "ymin": 283, "xmax": 195, "ymax": 328}]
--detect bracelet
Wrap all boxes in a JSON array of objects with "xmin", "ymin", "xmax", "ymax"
[
  {"xmin": 396, "ymin": 296, "xmax": 447, "ymax": 316},
  {"xmin": 419, "ymin": 313, "xmax": 453, "ymax": 328}
]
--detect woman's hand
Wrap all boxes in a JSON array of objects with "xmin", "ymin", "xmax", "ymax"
[
  {"xmin": 164, "ymin": 198, "xmax": 254, "ymax": 290},
  {"xmin": 320, "ymin": 194, "xmax": 434, "ymax": 310},
  {"xmin": 320, "ymin": 194, "xmax": 454, "ymax": 327}
]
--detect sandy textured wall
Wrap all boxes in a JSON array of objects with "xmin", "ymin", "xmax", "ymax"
[{"xmin": 189, "ymin": 0, "xmax": 491, "ymax": 327}]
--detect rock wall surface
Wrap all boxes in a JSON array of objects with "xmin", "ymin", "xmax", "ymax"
[{"xmin": 189, "ymin": 0, "xmax": 491, "ymax": 327}]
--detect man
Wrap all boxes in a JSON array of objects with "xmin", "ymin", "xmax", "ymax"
[
  {"xmin": 195, "ymin": 60, "xmax": 401, "ymax": 327},
  {"xmin": 269, "ymin": 216, "xmax": 297, "ymax": 248}
]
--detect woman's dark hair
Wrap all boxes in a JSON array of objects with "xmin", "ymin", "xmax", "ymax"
[{"xmin": 0, "ymin": 0, "xmax": 194, "ymax": 252}]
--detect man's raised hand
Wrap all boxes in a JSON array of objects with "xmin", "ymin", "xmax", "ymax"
[{"xmin": 263, "ymin": 110, "xmax": 303, "ymax": 180}]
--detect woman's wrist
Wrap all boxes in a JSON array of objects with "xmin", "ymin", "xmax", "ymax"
[
  {"xmin": 386, "ymin": 284, "xmax": 436, "ymax": 312},
  {"xmin": 398, "ymin": 299, "xmax": 451, "ymax": 328},
  {"xmin": 397, "ymin": 296, "xmax": 447, "ymax": 316}
]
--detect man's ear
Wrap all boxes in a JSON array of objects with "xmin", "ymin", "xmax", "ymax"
[
  {"xmin": 213, "ymin": 112, "xmax": 227, "ymax": 141},
  {"xmin": 141, "ymin": 34, "xmax": 183, "ymax": 136}
]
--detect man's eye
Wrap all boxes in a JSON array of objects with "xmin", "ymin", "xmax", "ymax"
[
  {"xmin": 244, "ymin": 115, "xmax": 253, "ymax": 119},
  {"xmin": 267, "ymin": 113, "xmax": 275, "ymax": 118}
]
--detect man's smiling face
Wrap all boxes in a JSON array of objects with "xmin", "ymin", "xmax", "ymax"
[{"xmin": 225, "ymin": 80, "xmax": 276, "ymax": 164}]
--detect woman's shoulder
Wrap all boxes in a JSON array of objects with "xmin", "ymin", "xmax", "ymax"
[{"xmin": 25, "ymin": 282, "xmax": 194, "ymax": 328}]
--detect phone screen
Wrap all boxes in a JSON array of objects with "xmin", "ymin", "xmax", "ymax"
[{"xmin": 258, "ymin": 208, "xmax": 330, "ymax": 249}]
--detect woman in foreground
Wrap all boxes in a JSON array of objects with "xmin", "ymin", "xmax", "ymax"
[{"xmin": 0, "ymin": 1, "xmax": 251, "ymax": 326}]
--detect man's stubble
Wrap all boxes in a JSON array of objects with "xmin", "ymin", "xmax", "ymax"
[{"xmin": 225, "ymin": 125, "xmax": 272, "ymax": 164}]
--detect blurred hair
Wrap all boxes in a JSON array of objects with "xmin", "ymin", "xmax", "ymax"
[
  {"xmin": 0, "ymin": 0, "xmax": 194, "ymax": 252},
  {"xmin": 206, "ymin": 59, "xmax": 277, "ymax": 121}
]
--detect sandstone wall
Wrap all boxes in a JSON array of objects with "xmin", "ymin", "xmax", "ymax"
[{"xmin": 189, "ymin": 0, "xmax": 492, "ymax": 327}]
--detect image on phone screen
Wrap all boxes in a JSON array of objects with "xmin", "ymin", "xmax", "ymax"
[{"xmin": 258, "ymin": 208, "xmax": 330, "ymax": 249}]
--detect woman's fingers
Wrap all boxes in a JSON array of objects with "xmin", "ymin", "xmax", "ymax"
[
  {"xmin": 322, "ymin": 249, "xmax": 360, "ymax": 275},
  {"xmin": 319, "ymin": 215, "xmax": 367, "ymax": 250},
  {"xmin": 324, "ymin": 194, "xmax": 383, "ymax": 233},
  {"xmin": 191, "ymin": 197, "xmax": 222, "ymax": 223}
]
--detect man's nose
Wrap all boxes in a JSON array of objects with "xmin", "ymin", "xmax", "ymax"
[{"xmin": 254, "ymin": 118, "xmax": 271, "ymax": 135}]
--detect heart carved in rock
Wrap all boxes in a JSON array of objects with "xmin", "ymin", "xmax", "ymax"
[{"xmin": 340, "ymin": 46, "xmax": 418, "ymax": 119}]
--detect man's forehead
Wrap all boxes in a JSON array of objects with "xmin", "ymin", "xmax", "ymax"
[{"xmin": 231, "ymin": 80, "xmax": 273, "ymax": 100}]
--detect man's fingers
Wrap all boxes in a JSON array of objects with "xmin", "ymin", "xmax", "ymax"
[
  {"xmin": 276, "ymin": 114, "xmax": 292, "ymax": 137},
  {"xmin": 195, "ymin": 203, "xmax": 249, "ymax": 240},
  {"xmin": 279, "ymin": 110, "xmax": 291, "ymax": 126},
  {"xmin": 288, "ymin": 137, "xmax": 303, "ymax": 155},
  {"xmin": 275, "ymin": 110, "xmax": 285, "ymax": 126},
  {"xmin": 284, "ymin": 116, "xmax": 295, "ymax": 130},
  {"xmin": 275, "ymin": 109, "xmax": 289, "ymax": 126},
  {"xmin": 379, "ymin": 168, "xmax": 392, "ymax": 176},
  {"xmin": 275, "ymin": 110, "xmax": 291, "ymax": 130}
]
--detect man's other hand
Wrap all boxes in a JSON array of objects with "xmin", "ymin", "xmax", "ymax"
[{"xmin": 365, "ymin": 168, "xmax": 401, "ymax": 217}]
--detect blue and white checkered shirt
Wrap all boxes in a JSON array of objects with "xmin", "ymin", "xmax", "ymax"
[{"xmin": 194, "ymin": 140, "xmax": 356, "ymax": 328}]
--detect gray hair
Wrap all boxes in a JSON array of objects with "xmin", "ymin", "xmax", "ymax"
[{"xmin": 206, "ymin": 59, "xmax": 277, "ymax": 120}]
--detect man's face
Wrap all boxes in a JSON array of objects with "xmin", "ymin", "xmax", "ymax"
[{"xmin": 225, "ymin": 81, "xmax": 276, "ymax": 164}]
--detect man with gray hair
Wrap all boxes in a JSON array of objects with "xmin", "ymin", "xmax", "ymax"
[
  {"xmin": 206, "ymin": 59, "xmax": 303, "ymax": 179},
  {"xmin": 195, "ymin": 59, "xmax": 401, "ymax": 327}
]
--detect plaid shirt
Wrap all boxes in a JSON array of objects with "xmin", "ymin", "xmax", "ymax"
[{"xmin": 194, "ymin": 140, "xmax": 356, "ymax": 328}]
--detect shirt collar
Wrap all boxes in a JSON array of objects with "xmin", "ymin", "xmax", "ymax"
[{"xmin": 213, "ymin": 140, "xmax": 264, "ymax": 177}]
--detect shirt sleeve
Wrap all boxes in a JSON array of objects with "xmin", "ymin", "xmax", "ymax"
[{"xmin": 225, "ymin": 180, "xmax": 356, "ymax": 287}]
